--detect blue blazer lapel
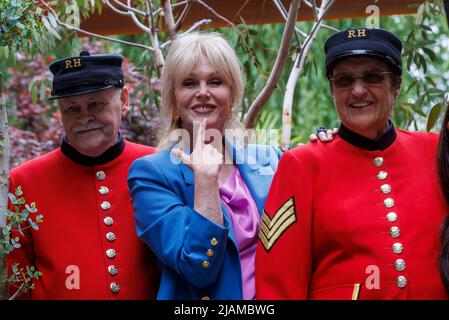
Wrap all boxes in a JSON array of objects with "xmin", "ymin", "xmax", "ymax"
[{"xmin": 226, "ymin": 137, "xmax": 274, "ymax": 216}]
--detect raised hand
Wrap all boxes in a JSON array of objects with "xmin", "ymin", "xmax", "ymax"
[
  {"xmin": 309, "ymin": 127, "xmax": 339, "ymax": 143},
  {"xmin": 172, "ymin": 118, "xmax": 223, "ymax": 178},
  {"xmin": 171, "ymin": 118, "xmax": 224, "ymax": 226}
]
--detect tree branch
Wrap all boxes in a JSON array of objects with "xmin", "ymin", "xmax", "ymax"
[
  {"xmin": 40, "ymin": 0, "xmax": 154, "ymax": 52},
  {"xmin": 153, "ymin": 0, "xmax": 188, "ymax": 16},
  {"xmin": 0, "ymin": 71, "xmax": 8, "ymax": 230},
  {"xmin": 195, "ymin": 0, "xmax": 237, "ymax": 28},
  {"xmin": 280, "ymin": 0, "xmax": 336, "ymax": 151},
  {"xmin": 145, "ymin": 0, "xmax": 165, "ymax": 75},
  {"xmin": 244, "ymin": 0, "xmax": 301, "ymax": 128},
  {"xmin": 273, "ymin": 0, "xmax": 307, "ymax": 37},
  {"xmin": 127, "ymin": 0, "xmax": 153, "ymax": 33},
  {"xmin": 161, "ymin": 0, "xmax": 176, "ymax": 37},
  {"xmin": 103, "ymin": 0, "xmax": 131, "ymax": 16},
  {"xmin": 174, "ymin": 0, "xmax": 194, "ymax": 31},
  {"xmin": 8, "ymin": 282, "xmax": 27, "ymax": 300},
  {"xmin": 160, "ymin": 18, "xmax": 212, "ymax": 49},
  {"xmin": 322, "ymin": 24, "xmax": 340, "ymax": 32},
  {"xmin": 109, "ymin": 0, "xmax": 147, "ymax": 16}
]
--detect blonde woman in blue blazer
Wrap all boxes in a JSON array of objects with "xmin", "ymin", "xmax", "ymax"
[{"xmin": 128, "ymin": 32, "xmax": 281, "ymax": 300}]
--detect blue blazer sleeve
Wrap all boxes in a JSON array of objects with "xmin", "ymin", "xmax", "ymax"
[{"xmin": 128, "ymin": 154, "xmax": 232, "ymax": 288}]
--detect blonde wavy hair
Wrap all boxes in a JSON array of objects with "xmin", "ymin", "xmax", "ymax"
[{"xmin": 157, "ymin": 32, "xmax": 245, "ymax": 150}]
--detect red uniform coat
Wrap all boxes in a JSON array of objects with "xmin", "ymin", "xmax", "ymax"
[
  {"xmin": 256, "ymin": 128, "xmax": 449, "ymax": 299},
  {"xmin": 7, "ymin": 140, "xmax": 159, "ymax": 299}
]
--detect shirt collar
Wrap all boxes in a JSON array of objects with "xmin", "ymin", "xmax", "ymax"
[
  {"xmin": 338, "ymin": 120, "xmax": 397, "ymax": 151},
  {"xmin": 61, "ymin": 133, "xmax": 125, "ymax": 166}
]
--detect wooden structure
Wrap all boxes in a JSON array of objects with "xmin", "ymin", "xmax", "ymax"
[{"xmin": 80, "ymin": 0, "xmax": 425, "ymax": 36}]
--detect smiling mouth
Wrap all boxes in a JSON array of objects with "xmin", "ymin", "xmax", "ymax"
[
  {"xmin": 350, "ymin": 102, "xmax": 373, "ymax": 108},
  {"xmin": 191, "ymin": 105, "xmax": 216, "ymax": 113},
  {"xmin": 75, "ymin": 127, "xmax": 101, "ymax": 134}
]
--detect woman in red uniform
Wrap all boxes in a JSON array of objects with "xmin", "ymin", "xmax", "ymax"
[{"xmin": 256, "ymin": 28, "xmax": 448, "ymax": 300}]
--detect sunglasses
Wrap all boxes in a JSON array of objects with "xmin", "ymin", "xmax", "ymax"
[{"xmin": 330, "ymin": 71, "xmax": 392, "ymax": 89}]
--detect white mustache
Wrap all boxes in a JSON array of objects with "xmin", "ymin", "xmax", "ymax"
[{"xmin": 74, "ymin": 122, "xmax": 102, "ymax": 133}]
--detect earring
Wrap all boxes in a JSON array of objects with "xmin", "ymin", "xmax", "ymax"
[
  {"xmin": 173, "ymin": 111, "xmax": 179, "ymax": 122},
  {"xmin": 227, "ymin": 110, "xmax": 234, "ymax": 121}
]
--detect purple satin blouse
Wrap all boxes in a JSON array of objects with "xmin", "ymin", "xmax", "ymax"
[{"xmin": 219, "ymin": 167, "xmax": 260, "ymax": 300}]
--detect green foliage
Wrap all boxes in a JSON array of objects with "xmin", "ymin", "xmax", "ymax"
[
  {"xmin": 0, "ymin": 186, "xmax": 43, "ymax": 295},
  {"xmin": 2, "ymin": 1, "xmax": 449, "ymax": 146},
  {"xmin": 0, "ymin": 0, "xmax": 45, "ymax": 49},
  {"xmin": 7, "ymin": 263, "xmax": 42, "ymax": 293},
  {"xmin": 218, "ymin": 1, "xmax": 449, "ymax": 142}
]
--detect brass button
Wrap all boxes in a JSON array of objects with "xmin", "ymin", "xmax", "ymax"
[
  {"xmin": 106, "ymin": 249, "xmax": 116, "ymax": 259},
  {"xmin": 106, "ymin": 232, "xmax": 116, "ymax": 242},
  {"xmin": 96, "ymin": 171, "xmax": 106, "ymax": 181},
  {"xmin": 394, "ymin": 259, "xmax": 406, "ymax": 272},
  {"xmin": 377, "ymin": 171, "xmax": 388, "ymax": 180},
  {"xmin": 201, "ymin": 296, "xmax": 210, "ymax": 300},
  {"xmin": 104, "ymin": 216, "xmax": 114, "ymax": 226},
  {"xmin": 373, "ymin": 157, "xmax": 384, "ymax": 167},
  {"xmin": 380, "ymin": 184, "xmax": 391, "ymax": 194},
  {"xmin": 386, "ymin": 212, "xmax": 398, "ymax": 223},
  {"xmin": 110, "ymin": 282, "xmax": 120, "ymax": 293},
  {"xmin": 99, "ymin": 186, "xmax": 109, "ymax": 195},
  {"xmin": 396, "ymin": 276, "xmax": 407, "ymax": 288},
  {"xmin": 108, "ymin": 265, "xmax": 118, "ymax": 276},
  {"xmin": 390, "ymin": 226, "xmax": 400, "ymax": 238},
  {"xmin": 101, "ymin": 201, "xmax": 111, "ymax": 210},
  {"xmin": 202, "ymin": 261, "xmax": 210, "ymax": 268},
  {"xmin": 384, "ymin": 198, "xmax": 395, "ymax": 208},
  {"xmin": 392, "ymin": 242, "xmax": 403, "ymax": 254},
  {"xmin": 210, "ymin": 238, "xmax": 218, "ymax": 246},
  {"xmin": 206, "ymin": 249, "xmax": 214, "ymax": 257}
]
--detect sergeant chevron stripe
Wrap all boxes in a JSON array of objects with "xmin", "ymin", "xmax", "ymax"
[{"xmin": 259, "ymin": 197, "xmax": 297, "ymax": 252}]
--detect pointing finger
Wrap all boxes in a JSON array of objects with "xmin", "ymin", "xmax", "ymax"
[{"xmin": 172, "ymin": 148, "xmax": 191, "ymax": 166}]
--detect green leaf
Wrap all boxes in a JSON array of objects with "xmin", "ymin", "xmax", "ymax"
[
  {"xmin": 42, "ymin": 15, "xmax": 61, "ymax": 40},
  {"xmin": 21, "ymin": 209, "xmax": 29, "ymax": 220},
  {"xmin": 15, "ymin": 186, "xmax": 23, "ymax": 196},
  {"xmin": 417, "ymin": 39, "xmax": 436, "ymax": 47},
  {"xmin": 426, "ymin": 102, "xmax": 443, "ymax": 132},
  {"xmin": 416, "ymin": 3, "xmax": 425, "ymax": 24},
  {"xmin": 18, "ymin": 223, "xmax": 24, "ymax": 237},
  {"xmin": 421, "ymin": 47, "xmax": 438, "ymax": 62},
  {"xmin": 48, "ymin": 13, "xmax": 58, "ymax": 28},
  {"xmin": 28, "ymin": 77, "xmax": 37, "ymax": 91},
  {"xmin": 12, "ymin": 263, "xmax": 19, "ymax": 275},
  {"xmin": 424, "ymin": 76, "xmax": 436, "ymax": 87},
  {"xmin": 28, "ymin": 218, "xmax": 39, "ymax": 231},
  {"xmin": 8, "ymin": 193, "xmax": 18, "ymax": 205},
  {"xmin": 40, "ymin": 83, "xmax": 46, "ymax": 101}
]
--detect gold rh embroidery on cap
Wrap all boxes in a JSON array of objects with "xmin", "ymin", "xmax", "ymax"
[
  {"xmin": 347, "ymin": 28, "xmax": 367, "ymax": 39},
  {"xmin": 64, "ymin": 58, "xmax": 81, "ymax": 69},
  {"xmin": 259, "ymin": 197, "xmax": 297, "ymax": 252}
]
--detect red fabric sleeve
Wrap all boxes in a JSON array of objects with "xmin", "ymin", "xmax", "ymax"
[{"xmin": 256, "ymin": 150, "xmax": 314, "ymax": 299}]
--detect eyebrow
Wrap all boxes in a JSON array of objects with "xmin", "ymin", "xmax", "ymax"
[
  {"xmin": 59, "ymin": 101, "xmax": 79, "ymax": 108},
  {"xmin": 333, "ymin": 68, "xmax": 388, "ymax": 75}
]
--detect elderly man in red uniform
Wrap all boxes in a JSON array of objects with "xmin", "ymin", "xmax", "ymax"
[
  {"xmin": 7, "ymin": 51, "xmax": 159, "ymax": 299},
  {"xmin": 256, "ymin": 28, "xmax": 449, "ymax": 299}
]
